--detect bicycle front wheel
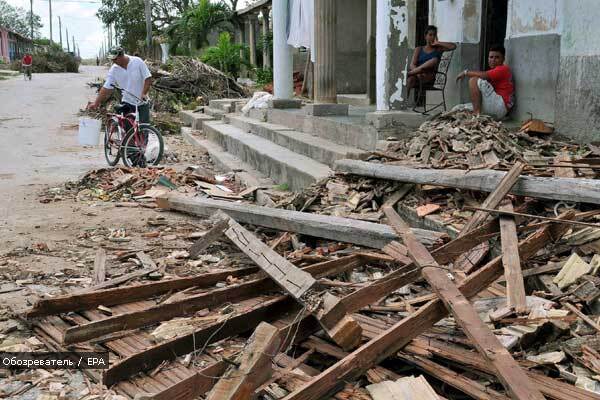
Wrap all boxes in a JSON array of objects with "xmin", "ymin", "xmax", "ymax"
[
  {"xmin": 104, "ymin": 118, "xmax": 122, "ymax": 166},
  {"xmin": 120, "ymin": 125, "xmax": 164, "ymax": 168}
]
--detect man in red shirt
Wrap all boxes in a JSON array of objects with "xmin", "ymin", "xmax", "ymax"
[
  {"xmin": 22, "ymin": 53, "xmax": 32, "ymax": 79},
  {"xmin": 455, "ymin": 45, "xmax": 514, "ymax": 120}
]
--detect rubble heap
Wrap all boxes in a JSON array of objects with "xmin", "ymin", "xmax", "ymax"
[{"xmin": 383, "ymin": 111, "xmax": 587, "ymax": 170}]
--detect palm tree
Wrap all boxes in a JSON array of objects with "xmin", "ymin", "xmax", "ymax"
[{"xmin": 166, "ymin": 0, "xmax": 233, "ymax": 55}]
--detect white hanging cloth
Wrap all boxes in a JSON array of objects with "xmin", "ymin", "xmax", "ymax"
[{"xmin": 287, "ymin": 0, "xmax": 315, "ymax": 62}]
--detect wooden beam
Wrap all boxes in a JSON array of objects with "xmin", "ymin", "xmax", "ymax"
[
  {"xmin": 461, "ymin": 161, "xmax": 525, "ymax": 234},
  {"xmin": 156, "ymin": 195, "xmax": 447, "ymax": 249},
  {"xmin": 334, "ymin": 159, "xmax": 600, "ymax": 205},
  {"xmin": 207, "ymin": 322, "xmax": 281, "ymax": 400},
  {"xmin": 406, "ymin": 338, "xmax": 600, "ymax": 400},
  {"xmin": 280, "ymin": 212, "xmax": 574, "ymax": 400},
  {"xmin": 219, "ymin": 212, "xmax": 316, "ymax": 300},
  {"xmin": 189, "ymin": 218, "xmax": 229, "ymax": 258},
  {"xmin": 465, "ymin": 206, "xmax": 600, "ymax": 229},
  {"xmin": 61, "ymin": 255, "xmax": 367, "ymax": 344},
  {"xmin": 421, "ymin": 269, "xmax": 543, "ymax": 400},
  {"xmin": 384, "ymin": 206, "xmax": 543, "ymax": 400},
  {"xmin": 26, "ymin": 267, "xmax": 259, "ymax": 318},
  {"xmin": 103, "ymin": 296, "xmax": 296, "ymax": 387},
  {"xmin": 499, "ymin": 201, "xmax": 527, "ymax": 313}
]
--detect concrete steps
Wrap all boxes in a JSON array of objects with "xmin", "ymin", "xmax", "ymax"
[
  {"xmin": 203, "ymin": 121, "xmax": 332, "ymax": 191},
  {"xmin": 225, "ymin": 115, "xmax": 368, "ymax": 167},
  {"xmin": 182, "ymin": 127, "xmax": 273, "ymax": 188},
  {"xmin": 265, "ymin": 108, "xmax": 379, "ymax": 151},
  {"xmin": 179, "ymin": 110, "xmax": 216, "ymax": 130}
]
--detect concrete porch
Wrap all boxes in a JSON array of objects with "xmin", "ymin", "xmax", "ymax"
[{"xmin": 179, "ymin": 99, "xmax": 427, "ymax": 192}]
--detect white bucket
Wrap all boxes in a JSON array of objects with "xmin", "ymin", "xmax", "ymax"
[{"xmin": 78, "ymin": 118, "xmax": 102, "ymax": 146}]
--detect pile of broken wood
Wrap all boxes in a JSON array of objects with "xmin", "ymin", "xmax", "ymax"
[{"xmin": 17, "ymin": 154, "xmax": 600, "ymax": 399}]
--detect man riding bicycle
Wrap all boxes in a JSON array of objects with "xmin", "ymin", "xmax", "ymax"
[
  {"xmin": 87, "ymin": 47, "xmax": 152, "ymax": 124},
  {"xmin": 22, "ymin": 53, "xmax": 32, "ymax": 79}
]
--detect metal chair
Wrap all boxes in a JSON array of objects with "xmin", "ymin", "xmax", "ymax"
[{"xmin": 412, "ymin": 50, "xmax": 454, "ymax": 115}]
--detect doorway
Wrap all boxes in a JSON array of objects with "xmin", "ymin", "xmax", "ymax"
[
  {"xmin": 415, "ymin": 0, "xmax": 430, "ymax": 47},
  {"xmin": 480, "ymin": 0, "xmax": 508, "ymax": 69}
]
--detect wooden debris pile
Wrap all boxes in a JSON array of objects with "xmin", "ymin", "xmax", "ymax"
[
  {"xmin": 38, "ymin": 166, "xmax": 245, "ymax": 204},
  {"xmin": 381, "ymin": 110, "xmax": 594, "ymax": 173}
]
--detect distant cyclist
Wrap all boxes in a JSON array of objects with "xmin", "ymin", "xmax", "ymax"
[
  {"xmin": 22, "ymin": 53, "xmax": 32, "ymax": 80},
  {"xmin": 87, "ymin": 47, "xmax": 152, "ymax": 123}
]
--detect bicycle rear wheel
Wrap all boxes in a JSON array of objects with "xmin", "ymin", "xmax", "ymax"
[
  {"xmin": 120, "ymin": 125, "xmax": 164, "ymax": 168},
  {"xmin": 104, "ymin": 118, "xmax": 122, "ymax": 166}
]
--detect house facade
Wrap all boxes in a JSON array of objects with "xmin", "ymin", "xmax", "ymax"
[
  {"xmin": 266, "ymin": 0, "xmax": 599, "ymax": 142},
  {"xmin": 0, "ymin": 26, "xmax": 33, "ymax": 64}
]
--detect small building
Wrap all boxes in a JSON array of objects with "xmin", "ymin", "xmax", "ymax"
[
  {"xmin": 265, "ymin": 0, "xmax": 600, "ymax": 142},
  {"xmin": 0, "ymin": 26, "xmax": 33, "ymax": 63}
]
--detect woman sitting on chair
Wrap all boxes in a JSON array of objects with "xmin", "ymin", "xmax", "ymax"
[{"xmin": 407, "ymin": 25, "xmax": 456, "ymax": 103}]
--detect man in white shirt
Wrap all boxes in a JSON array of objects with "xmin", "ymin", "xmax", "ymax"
[{"xmin": 88, "ymin": 47, "xmax": 152, "ymax": 122}]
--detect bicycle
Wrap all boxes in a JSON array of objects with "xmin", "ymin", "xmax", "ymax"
[
  {"xmin": 22, "ymin": 64, "xmax": 32, "ymax": 81},
  {"xmin": 101, "ymin": 86, "xmax": 164, "ymax": 167}
]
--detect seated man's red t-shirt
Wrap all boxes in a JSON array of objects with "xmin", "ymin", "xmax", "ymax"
[
  {"xmin": 487, "ymin": 65, "xmax": 514, "ymax": 110},
  {"xmin": 22, "ymin": 55, "xmax": 32, "ymax": 65}
]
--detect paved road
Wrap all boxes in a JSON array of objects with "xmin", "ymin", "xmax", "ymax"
[
  {"xmin": 0, "ymin": 66, "xmax": 108, "ymax": 235},
  {"xmin": 0, "ymin": 66, "xmax": 107, "ymax": 190}
]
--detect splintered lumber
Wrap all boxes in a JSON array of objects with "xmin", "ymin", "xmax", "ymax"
[
  {"xmin": 563, "ymin": 302, "xmax": 600, "ymax": 333},
  {"xmin": 218, "ymin": 211, "xmax": 316, "ymax": 300},
  {"xmin": 384, "ymin": 206, "xmax": 544, "ymax": 400},
  {"xmin": 499, "ymin": 201, "xmax": 527, "ymax": 313},
  {"xmin": 366, "ymin": 376, "xmax": 441, "ymax": 400},
  {"xmin": 219, "ymin": 211, "xmax": 361, "ymax": 349},
  {"xmin": 422, "ymin": 269, "xmax": 542, "ymax": 400},
  {"xmin": 60, "ymin": 255, "xmax": 366, "ymax": 344},
  {"xmin": 189, "ymin": 218, "xmax": 229, "ymax": 258},
  {"xmin": 156, "ymin": 195, "xmax": 446, "ymax": 249},
  {"xmin": 461, "ymin": 161, "xmax": 525, "ymax": 234},
  {"xmin": 83, "ymin": 252, "xmax": 160, "ymax": 292},
  {"xmin": 102, "ymin": 255, "xmax": 367, "ymax": 385},
  {"xmin": 397, "ymin": 353, "xmax": 509, "ymax": 400},
  {"xmin": 207, "ymin": 322, "xmax": 281, "ymax": 400},
  {"xmin": 281, "ymin": 212, "xmax": 574, "ymax": 400},
  {"xmin": 334, "ymin": 159, "xmax": 600, "ymax": 205},
  {"xmin": 93, "ymin": 248, "xmax": 107, "ymax": 285},
  {"xmin": 26, "ymin": 267, "xmax": 259, "ymax": 318},
  {"xmin": 406, "ymin": 338, "xmax": 600, "ymax": 400},
  {"xmin": 465, "ymin": 206, "xmax": 600, "ymax": 229},
  {"xmin": 103, "ymin": 296, "xmax": 296, "ymax": 386}
]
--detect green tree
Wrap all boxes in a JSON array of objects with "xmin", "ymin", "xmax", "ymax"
[
  {"xmin": 0, "ymin": 0, "xmax": 42, "ymax": 38},
  {"xmin": 201, "ymin": 31, "xmax": 248, "ymax": 78},
  {"xmin": 166, "ymin": 0, "xmax": 233, "ymax": 55}
]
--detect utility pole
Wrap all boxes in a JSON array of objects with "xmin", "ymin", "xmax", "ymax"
[
  {"xmin": 58, "ymin": 16, "xmax": 62, "ymax": 49},
  {"xmin": 29, "ymin": 0, "xmax": 34, "ymax": 39},
  {"xmin": 72, "ymin": 36, "xmax": 75, "ymax": 54},
  {"xmin": 144, "ymin": 0, "xmax": 152, "ymax": 57},
  {"xmin": 48, "ymin": 0, "xmax": 53, "ymax": 43},
  {"xmin": 66, "ymin": 28, "xmax": 70, "ymax": 52}
]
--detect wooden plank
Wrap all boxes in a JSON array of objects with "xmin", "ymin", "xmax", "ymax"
[
  {"xmin": 398, "ymin": 353, "xmax": 509, "ymax": 400},
  {"xmin": 93, "ymin": 248, "xmax": 107, "ymax": 285},
  {"xmin": 84, "ymin": 252, "xmax": 160, "ymax": 292},
  {"xmin": 499, "ymin": 201, "xmax": 527, "ymax": 313},
  {"xmin": 280, "ymin": 212, "xmax": 574, "ymax": 400},
  {"xmin": 156, "ymin": 195, "xmax": 447, "ymax": 249},
  {"xmin": 406, "ymin": 338, "xmax": 600, "ymax": 400},
  {"xmin": 103, "ymin": 296, "xmax": 296, "ymax": 387},
  {"xmin": 465, "ymin": 206, "xmax": 600, "ymax": 229},
  {"xmin": 220, "ymin": 211, "xmax": 316, "ymax": 301},
  {"xmin": 26, "ymin": 267, "xmax": 259, "ymax": 318},
  {"xmin": 563, "ymin": 302, "xmax": 600, "ymax": 333},
  {"xmin": 384, "ymin": 206, "xmax": 543, "ymax": 400},
  {"xmin": 61, "ymin": 255, "xmax": 367, "ymax": 344},
  {"xmin": 206, "ymin": 322, "xmax": 281, "ymax": 400},
  {"xmin": 334, "ymin": 159, "xmax": 600, "ymax": 205},
  {"xmin": 315, "ymin": 293, "xmax": 362, "ymax": 351},
  {"xmin": 421, "ymin": 268, "xmax": 543, "ymax": 400},
  {"xmin": 461, "ymin": 161, "xmax": 525, "ymax": 234},
  {"xmin": 189, "ymin": 218, "xmax": 229, "ymax": 258}
]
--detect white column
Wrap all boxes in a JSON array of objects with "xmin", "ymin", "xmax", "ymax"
[
  {"xmin": 273, "ymin": 0, "xmax": 293, "ymax": 99},
  {"xmin": 376, "ymin": 0, "xmax": 390, "ymax": 111}
]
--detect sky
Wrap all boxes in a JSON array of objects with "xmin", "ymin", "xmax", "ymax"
[{"xmin": 5, "ymin": 0, "xmax": 255, "ymax": 59}]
